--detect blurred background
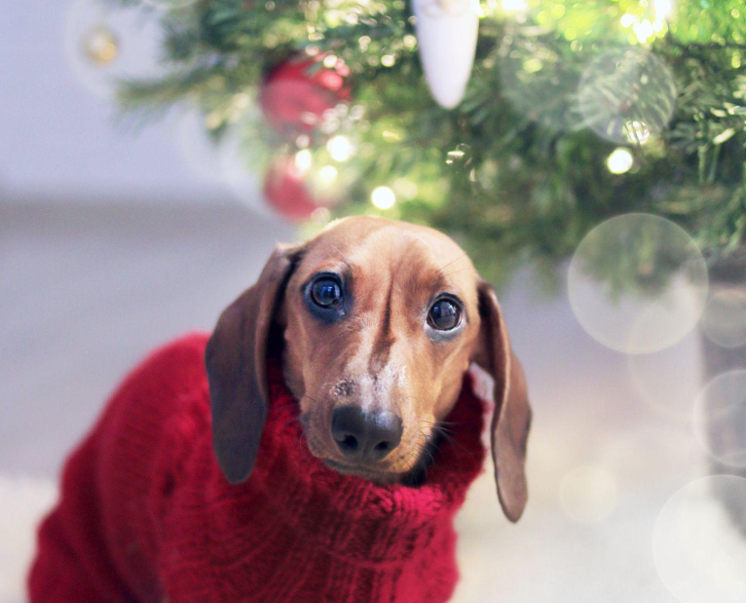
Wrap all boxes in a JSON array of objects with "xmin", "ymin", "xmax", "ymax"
[{"xmin": 1, "ymin": 1, "xmax": 745, "ymax": 602}]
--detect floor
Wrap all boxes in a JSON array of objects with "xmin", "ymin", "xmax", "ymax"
[{"xmin": 0, "ymin": 202, "xmax": 743, "ymax": 602}]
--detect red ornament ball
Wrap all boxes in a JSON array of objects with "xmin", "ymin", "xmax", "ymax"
[
  {"xmin": 260, "ymin": 55, "xmax": 351, "ymax": 135},
  {"xmin": 263, "ymin": 157, "xmax": 322, "ymax": 221}
]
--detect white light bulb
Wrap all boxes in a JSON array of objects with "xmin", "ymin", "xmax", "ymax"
[
  {"xmin": 327, "ymin": 136, "xmax": 352, "ymax": 161},
  {"xmin": 654, "ymin": 0, "xmax": 673, "ymax": 21},
  {"xmin": 633, "ymin": 19, "xmax": 654, "ymax": 43},
  {"xmin": 607, "ymin": 148, "xmax": 634, "ymax": 174},
  {"xmin": 502, "ymin": 0, "xmax": 528, "ymax": 12},
  {"xmin": 371, "ymin": 186, "xmax": 395, "ymax": 209},
  {"xmin": 318, "ymin": 165, "xmax": 338, "ymax": 182},
  {"xmin": 295, "ymin": 149, "xmax": 312, "ymax": 171},
  {"xmin": 624, "ymin": 120, "xmax": 651, "ymax": 145},
  {"xmin": 620, "ymin": 13, "xmax": 636, "ymax": 28}
]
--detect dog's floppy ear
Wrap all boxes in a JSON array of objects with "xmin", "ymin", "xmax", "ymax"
[
  {"xmin": 205, "ymin": 243, "xmax": 300, "ymax": 484},
  {"xmin": 475, "ymin": 280, "xmax": 532, "ymax": 522}
]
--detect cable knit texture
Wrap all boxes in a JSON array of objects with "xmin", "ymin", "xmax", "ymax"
[{"xmin": 28, "ymin": 333, "xmax": 487, "ymax": 603}]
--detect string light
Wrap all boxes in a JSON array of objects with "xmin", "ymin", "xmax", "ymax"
[
  {"xmin": 446, "ymin": 148, "xmax": 466, "ymax": 164},
  {"xmin": 624, "ymin": 120, "xmax": 651, "ymax": 145},
  {"xmin": 607, "ymin": 148, "xmax": 633, "ymax": 174},
  {"xmin": 295, "ymin": 149, "xmax": 312, "ymax": 171},
  {"xmin": 654, "ymin": 0, "xmax": 673, "ymax": 21},
  {"xmin": 371, "ymin": 186, "xmax": 395, "ymax": 209},
  {"xmin": 633, "ymin": 19, "xmax": 655, "ymax": 43},
  {"xmin": 319, "ymin": 165, "xmax": 338, "ymax": 182},
  {"xmin": 327, "ymin": 135, "xmax": 352, "ymax": 161},
  {"xmin": 502, "ymin": 0, "xmax": 528, "ymax": 12}
]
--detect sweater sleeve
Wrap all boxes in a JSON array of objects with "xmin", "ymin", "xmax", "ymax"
[{"xmin": 28, "ymin": 333, "xmax": 212, "ymax": 603}]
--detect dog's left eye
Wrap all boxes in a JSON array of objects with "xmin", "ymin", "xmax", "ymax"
[
  {"xmin": 311, "ymin": 277, "xmax": 343, "ymax": 308},
  {"xmin": 428, "ymin": 298, "xmax": 461, "ymax": 331}
]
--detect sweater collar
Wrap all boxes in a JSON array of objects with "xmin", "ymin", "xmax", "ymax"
[{"xmin": 207, "ymin": 360, "xmax": 487, "ymax": 565}]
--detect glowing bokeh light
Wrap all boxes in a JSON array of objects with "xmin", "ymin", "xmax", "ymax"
[
  {"xmin": 568, "ymin": 214, "xmax": 708, "ymax": 354},
  {"xmin": 327, "ymin": 136, "xmax": 353, "ymax": 162},
  {"xmin": 295, "ymin": 149, "xmax": 313, "ymax": 171},
  {"xmin": 578, "ymin": 48, "xmax": 676, "ymax": 145},
  {"xmin": 654, "ymin": 0, "xmax": 673, "ymax": 21},
  {"xmin": 701, "ymin": 289, "xmax": 747, "ymax": 348},
  {"xmin": 620, "ymin": 13, "xmax": 636, "ymax": 27},
  {"xmin": 607, "ymin": 148, "xmax": 634, "ymax": 174},
  {"xmin": 653, "ymin": 476, "xmax": 746, "ymax": 603},
  {"xmin": 381, "ymin": 54, "xmax": 396, "ymax": 67},
  {"xmin": 371, "ymin": 186, "xmax": 396, "ymax": 209},
  {"xmin": 318, "ymin": 165, "xmax": 338, "ymax": 183},
  {"xmin": 693, "ymin": 371, "xmax": 746, "ymax": 468},
  {"xmin": 633, "ymin": 19, "xmax": 655, "ymax": 43},
  {"xmin": 624, "ymin": 120, "xmax": 651, "ymax": 144},
  {"xmin": 502, "ymin": 0, "xmax": 528, "ymax": 12},
  {"xmin": 497, "ymin": 27, "xmax": 585, "ymax": 133},
  {"xmin": 323, "ymin": 54, "xmax": 338, "ymax": 69}
]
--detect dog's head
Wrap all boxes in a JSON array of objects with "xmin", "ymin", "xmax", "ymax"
[{"xmin": 206, "ymin": 216, "xmax": 531, "ymax": 521}]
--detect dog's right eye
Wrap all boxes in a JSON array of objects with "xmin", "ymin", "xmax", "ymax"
[
  {"xmin": 310, "ymin": 277, "xmax": 343, "ymax": 308},
  {"xmin": 428, "ymin": 298, "xmax": 461, "ymax": 330}
]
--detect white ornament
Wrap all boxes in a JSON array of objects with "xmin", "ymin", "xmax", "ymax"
[{"xmin": 412, "ymin": 0, "xmax": 479, "ymax": 109}]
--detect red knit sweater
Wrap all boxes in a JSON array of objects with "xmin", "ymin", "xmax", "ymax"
[{"xmin": 28, "ymin": 333, "xmax": 487, "ymax": 603}]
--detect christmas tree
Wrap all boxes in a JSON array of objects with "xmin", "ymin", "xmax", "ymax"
[{"xmin": 114, "ymin": 0, "xmax": 745, "ymax": 287}]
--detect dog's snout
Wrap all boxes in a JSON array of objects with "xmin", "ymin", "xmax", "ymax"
[{"xmin": 331, "ymin": 406, "xmax": 403, "ymax": 462}]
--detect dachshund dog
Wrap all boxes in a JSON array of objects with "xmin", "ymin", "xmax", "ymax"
[
  {"xmin": 29, "ymin": 216, "xmax": 532, "ymax": 603},
  {"xmin": 207, "ymin": 215, "xmax": 531, "ymax": 521}
]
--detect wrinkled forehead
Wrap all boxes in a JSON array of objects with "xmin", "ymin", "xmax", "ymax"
[{"xmin": 295, "ymin": 218, "xmax": 479, "ymax": 305}]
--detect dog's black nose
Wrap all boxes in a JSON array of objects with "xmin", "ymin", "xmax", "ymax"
[{"xmin": 331, "ymin": 406, "xmax": 403, "ymax": 462}]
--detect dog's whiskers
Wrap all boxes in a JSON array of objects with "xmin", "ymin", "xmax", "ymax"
[
  {"xmin": 436, "ymin": 252, "xmax": 469, "ymax": 276},
  {"xmin": 331, "ymin": 244, "xmax": 354, "ymax": 269},
  {"xmin": 441, "ymin": 266, "xmax": 473, "ymax": 278}
]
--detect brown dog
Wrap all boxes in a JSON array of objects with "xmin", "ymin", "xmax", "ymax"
[
  {"xmin": 28, "ymin": 215, "xmax": 533, "ymax": 602},
  {"xmin": 207, "ymin": 215, "xmax": 531, "ymax": 521}
]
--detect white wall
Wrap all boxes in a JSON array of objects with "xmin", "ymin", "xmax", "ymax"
[{"xmin": 0, "ymin": 0, "xmax": 223, "ymax": 203}]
